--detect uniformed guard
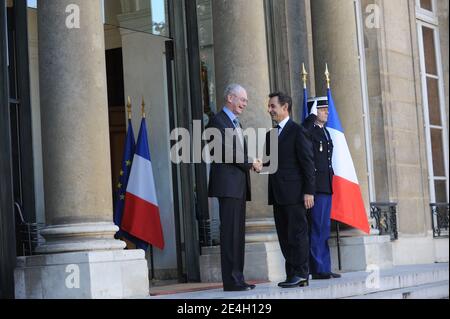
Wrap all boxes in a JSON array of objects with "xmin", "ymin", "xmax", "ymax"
[{"xmin": 303, "ymin": 96, "xmax": 341, "ymax": 280}]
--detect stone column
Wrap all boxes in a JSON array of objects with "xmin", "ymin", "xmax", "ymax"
[
  {"xmin": 14, "ymin": 0, "xmax": 148, "ymax": 299},
  {"xmin": 35, "ymin": 0, "xmax": 122, "ymax": 253},
  {"xmin": 284, "ymin": 0, "xmax": 316, "ymax": 122},
  {"xmin": 311, "ymin": 0, "xmax": 371, "ymax": 216},
  {"xmin": 212, "ymin": 0, "xmax": 273, "ymax": 234},
  {"xmin": 263, "ymin": 0, "xmax": 315, "ymax": 123},
  {"xmin": 310, "ymin": 0, "xmax": 393, "ymax": 271},
  {"xmin": 200, "ymin": 0, "xmax": 286, "ymax": 284}
]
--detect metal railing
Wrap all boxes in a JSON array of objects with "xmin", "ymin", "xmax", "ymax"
[
  {"xmin": 14, "ymin": 202, "xmax": 44, "ymax": 256},
  {"xmin": 370, "ymin": 202, "xmax": 398, "ymax": 241},
  {"xmin": 431, "ymin": 203, "xmax": 449, "ymax": 238},
  {"xmin": 198, "ymin": 219, "xmax": 213, "ymax": 247}
]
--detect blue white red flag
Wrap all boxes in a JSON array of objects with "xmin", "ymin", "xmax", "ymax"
[
  {"xmin": 121, "ymin": 118, "xmax": 165, "ymax": 249},
  {"xmin": 326, "ymin": 88, "xmax": 370, "ymax": 234},
  {"xmin": 113, "ymin": 119, "xmax": 149, "ymax": 250}
]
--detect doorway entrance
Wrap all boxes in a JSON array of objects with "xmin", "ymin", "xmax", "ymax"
[{"xmin": 103, "ymin": 0, "xmax": 184, "ymax": 282}]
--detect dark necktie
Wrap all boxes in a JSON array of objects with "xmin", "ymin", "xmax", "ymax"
[
  {"xmin": 323, "ymin": 127, "xmax": 330, "ymax": 141},
  {"xmin": 276, "ymin": 124, "xmax": 282, "ymax": 136}
]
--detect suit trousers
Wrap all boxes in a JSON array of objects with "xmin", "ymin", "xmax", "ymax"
[
  {"xmin": 308, "ymin": 193, "xmax": 332, "ymax": 274},
  {"xmin": 219, "ymin": 196, "xmax": 246, "ymax": 287},
  {"xmin": 273, "ymin": 204, "xmax": 309, "ymax": 279}
]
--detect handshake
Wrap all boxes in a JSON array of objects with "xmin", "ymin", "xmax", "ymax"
[{"xmin": 252, "ymin": 159, "xmax": 263, "ymax": 173}]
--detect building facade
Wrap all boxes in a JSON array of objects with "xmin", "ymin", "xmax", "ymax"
[{"xmin": 0, "ymin": 0, "xmax": 448, "ymax": 298}]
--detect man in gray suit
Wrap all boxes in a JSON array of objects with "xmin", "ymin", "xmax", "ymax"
[{"xmin": 207, "ymin": 84, "xmax": 262, "ymax": 292}]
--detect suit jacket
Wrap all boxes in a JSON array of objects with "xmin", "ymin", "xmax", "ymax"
[
  {"xmin": 266, "ymin": 119, "xmax": 315, "ymax": 206},
  {"xmin": 302, "ymin": 114, "xmax": 334, "ymax": 194},
  {"xmin": 207, "ymin": 110, "xmax": 252, "ymax": 201}
]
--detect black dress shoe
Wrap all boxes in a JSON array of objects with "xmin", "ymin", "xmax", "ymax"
[
  {"xmin": 278, "ymin": 276, "xmax": 309, "ymax": 288},
  {"xmin": 330, "ymin": 272, "xmax": 342, "ymax": 278},
  {"xmin": 311, "ymin": 273, "xmax": 332, "ymax": 280},
  {"xmin": 243, "ymin": 282, "xmax": 256, "ymax": 290},
  {"xmin": 278, "ymin": 279, "xmax": 289, "ymax": 287},
  {"xmin": 277, "ymin": 277, "xmax": 295, "ymax": 287},
  {"xmin": 223, "ymin": 284, "xmax": 252, "ymax": 292}
]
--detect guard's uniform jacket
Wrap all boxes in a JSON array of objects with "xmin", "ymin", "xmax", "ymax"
[{"xmin": 303, "ymin": 114, "xmax": 334, "ymax": 195}]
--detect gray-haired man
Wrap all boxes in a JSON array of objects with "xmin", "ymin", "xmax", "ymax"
[{"xmin": 207, "ymin": 84, "xmax": 262, "ymax": 292}]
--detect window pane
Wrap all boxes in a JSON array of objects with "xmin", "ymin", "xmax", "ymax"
[
  {"xmin": 104, "ymin": 0, "xmax": 170, "ymax": 38},
  {"xmin": 150, "ymin": 0, "xmax": 169, "ymax": 36},
  {"xmin": 420, "ymin": 0, "xmax": 433, "ymax": 11},
  {"xmin": 426, "ymin": 77, "xmax": 442, "ymax": 126},
  {"xmin": 431, "ymin": 128, "xmax": 446, "ymax": 177},
  {"xmin": 422, "ymin": 26, "xmax": 437, "ymax": 76},
  {"xmin": 197, "ymin": 0, "xmax": 217, "ymax": 118},
  {"xmin": 7, "ymin": 8, "xmax": 17, "ymax": 100},
  {"xmin": 434, "ymin": 180, "xmax": 448, "ymax": 203}
]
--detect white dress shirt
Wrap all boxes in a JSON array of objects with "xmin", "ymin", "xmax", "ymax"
[{"xmin": 277, "ymin": 116, "xmax": 290, "ymax": 136}]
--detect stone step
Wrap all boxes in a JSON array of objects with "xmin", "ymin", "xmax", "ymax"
[
  {"xmin": 151, "ymin": 263, "xmax": 449, "ymax": 299},
  {"xmin": 345, "ymin": 281, "xmax": 449, "ymax": 299}
]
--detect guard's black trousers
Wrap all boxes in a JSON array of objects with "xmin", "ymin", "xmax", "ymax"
[
  {"xmin": 219, "ymin": 197, "xmax": 246, "ymax": 287},
  {"xmin": 274, "ymin": 204, "xmax": 310, "ymax": 279}
]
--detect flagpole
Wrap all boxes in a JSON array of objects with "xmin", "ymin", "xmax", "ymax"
[
  {"xmin": 141, "ymin": 96, "xmax": 146, "ymax": 118},
  {"xmin": 336, "ymin": 221, "xmax": 342, "ymax": 271},
  {"xmin": 301, "ymin": 63, "xmax": 309, "ymax": 122},
  {"xmin": 302, "ymin": 63, "xmax": 308, "ymax": 89},
  {"xmin": 127, "ymin": 96, "xmax": 132, "ymax": 120},
  {"xmin": 149, "ymin": 245, "xmax": 155, "ymax": 281},
  {"xmin": 326, "ymin": 64, "xmax": 342, "ymax": 271},
  {"xmin": 325, "ymin": 63, "xmax": 331, "ymax": 89},
  {"xmin": 141, "ymin": 96, "xmax": 156, "ymax": 281}
]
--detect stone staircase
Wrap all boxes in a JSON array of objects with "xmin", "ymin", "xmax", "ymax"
[
  {"xmin": 151, "ymin": 263, "xmax": 449, "ymax": 299},
  {"xmin": 345, "ymin": 281, "xmax": 449, "ymax": 299}
]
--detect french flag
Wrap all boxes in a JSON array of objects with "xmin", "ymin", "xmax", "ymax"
[
  {"xmin": 121, "ymin": 118, "xmax": 165, "ymax": 250},
  {"xmin": 327, "ymin": 88, "xmax": 370, "ymax": 234},
  {"xmin": 302, "ymin": 87, "xmax": 309, "ymax": 121}
]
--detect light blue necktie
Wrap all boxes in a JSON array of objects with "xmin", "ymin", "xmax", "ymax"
[
  {"xmin": 233, "ymin": 118, "xmax": 241, "ymax": 129},
  {"xmin": 233, "ymin": 118, "xmax": 244, "ymax": 145}
]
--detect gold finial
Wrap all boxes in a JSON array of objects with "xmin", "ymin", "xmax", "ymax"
[
  {"xmin": 325, "ymin": 63, "xmax": 331, "ymax": 89},
  {"xmin": 141, "ymin": 96, "xmax": 146, "ymax": 118},
  {"xmin": 127, "ymin": 96, "xmax": 132, "ymax": 120},
  {"xmin": 301, "ymin": 63, "xmax": 308, "ymax": 89}
]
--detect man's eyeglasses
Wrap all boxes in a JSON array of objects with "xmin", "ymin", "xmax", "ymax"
[{"xmin": 233, "ymin": 94, "xmax": 248, "ymax": 104}]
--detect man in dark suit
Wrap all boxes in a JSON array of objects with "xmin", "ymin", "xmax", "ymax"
[
  {"xmin": 207, "ymin": 84, "xmax": 262, "ymax": 292},
  {"xmin": 303, "ymin": 97, "xmax": 341, "ymax": 280},
  {"xmin": 265, "ymin": 92, "xmax": 316, "ymax": 288}
]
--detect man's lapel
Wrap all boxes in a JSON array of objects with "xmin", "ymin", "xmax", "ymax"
[
  {"xmin": 219, "ymin": 109, "xmax": 235, "ymax": 129},
  {"xmin": 278, "ymin": 119, "xmax": 293, "ymax": 144},
  {"xmin": 219, "ymin": 109, "xmax": 246, "ymax": 153}
]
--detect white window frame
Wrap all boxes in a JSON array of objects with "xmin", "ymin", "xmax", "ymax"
[
  {"xmin": 416, "ymin": 19, "xmax": 449, "ymax": 203},
  {"xmin": 415, "ymin": 0, "xmax": 438, "ymax": 25}
]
